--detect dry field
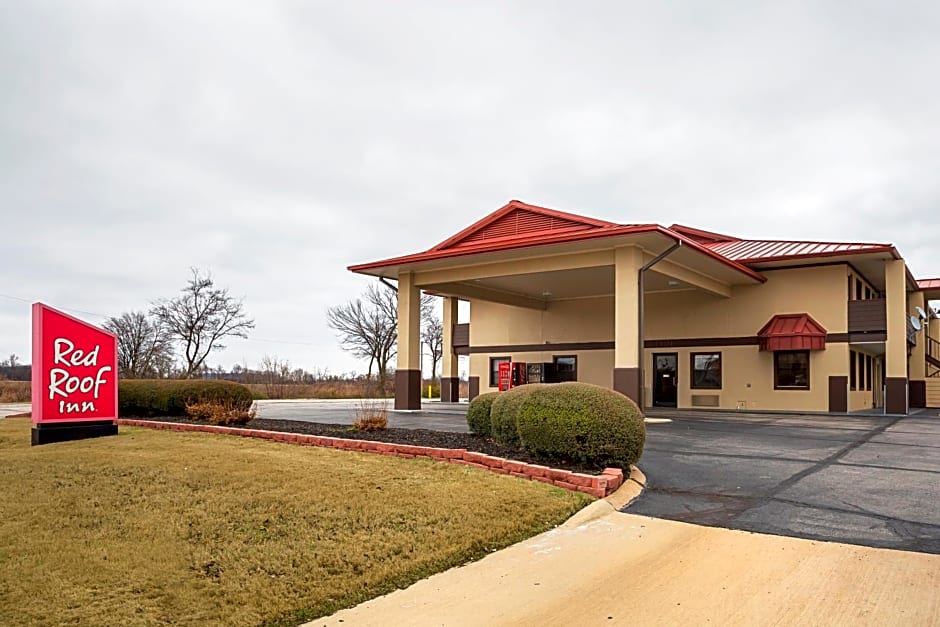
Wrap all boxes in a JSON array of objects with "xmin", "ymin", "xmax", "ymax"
[
  {"xmin": 0, "ymin": 380, "xmax": 29, "ymax": 403},
  {"xmin": 0, "ymin": 418, "xmax": 589, "ymax": 626}
]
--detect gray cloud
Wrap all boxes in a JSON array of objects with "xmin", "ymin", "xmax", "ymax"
[{"xmin": 2, "ymin": 1, "xmax": 939, "ymax": 373}]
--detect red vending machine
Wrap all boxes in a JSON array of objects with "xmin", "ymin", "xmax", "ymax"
[
  {"xmin": 498, "ymin": 362, "xmax": 527, "ymax": 391},
  {"xmin": 497, "ymin": 361, "xmax": 512, "ymax": 391}
]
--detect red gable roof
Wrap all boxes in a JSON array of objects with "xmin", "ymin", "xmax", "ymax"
[
  {"xmin": 431, "ymin": 200, "xmax": 617, "ymax": 251},
  {"xmin": 758, "ymin": 314, "xmax": 827, "ymax": 351},
  {"xmin": 918, "ymin": 278, "xmax": 940, "ymax": 290}
]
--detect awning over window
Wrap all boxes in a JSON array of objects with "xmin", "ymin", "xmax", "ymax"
[{"xmin": 758, "ymin": 314, "xmax": 827, "ymax": 351}]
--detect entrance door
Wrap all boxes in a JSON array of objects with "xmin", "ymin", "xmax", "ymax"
[{"xmin": 653, "ymin": 353, "xmax": 678, "ymax": 407}]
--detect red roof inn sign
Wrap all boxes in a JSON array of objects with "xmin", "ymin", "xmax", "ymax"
[{"xmin": 30, "ymin": 303, "xmax": 119, "ymax": 445}]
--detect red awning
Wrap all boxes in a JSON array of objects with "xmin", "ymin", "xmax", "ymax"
[{"xmin": 758, "ymin": 314, "xmax": 827, "ymax": 351}]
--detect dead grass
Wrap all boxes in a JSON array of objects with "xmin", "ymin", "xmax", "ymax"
[
  {"xmin": 0, "ymin": 418, "xmax": 590, "ymax": 626},
  {"xmin": 0, "ymin": 381, "xmax": 30, "ymax": 403},
  {"xmin": 352, "ymin": 398, "xmax": 388, "ymax": 431},
  {"xmin": 185, "ymin": 400, "xmax": 256, "ymax": 425}
]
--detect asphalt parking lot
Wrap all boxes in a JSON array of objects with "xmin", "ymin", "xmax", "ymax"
[{"xmin": 628, "ymin": 410, "xmax": 940, "ymax": 554}]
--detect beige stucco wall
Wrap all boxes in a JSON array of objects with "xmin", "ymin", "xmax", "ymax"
[
  {"xmin": 643, "ymin": 265, "xmax": 849, "ymax": 339},
  {"xmin": 639, "ymin": 344, "xmax": 849, "ymax": 412},
  {"xmin": 469, "ymin": 296, "xmax": 615, "ymax": 392},
  {"xmin": 469, "ymin": 264, "xmax": 854, "ymax": 411}
]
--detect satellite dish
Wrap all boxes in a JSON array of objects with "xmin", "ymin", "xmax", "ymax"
[
  {"xmin": 916, "ymin": 306, "xmax": 928, "ymax": 321},
  {"xmin": 910, "ymin": 315, "xmax": 922, "ymax": 331}
]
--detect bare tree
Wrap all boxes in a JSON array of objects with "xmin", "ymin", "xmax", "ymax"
[
  {"xmin": 3, "ymin": 354, "xmax": 19, "ymax": 368},
  {"xmin": 327, "ymin": 283, "xmax": 397, "ymax": 391},
  {"xmin": 327, "ymin": 282, "xmax": 433, "ymax": 391},
  {"xmin": 259, "ymin": 354, "xmax": 292, "ymax": 398},
  {"xmin": 104, "ymin": 311, "xmax": 175, "ymax": 378},
  {"xmin": 151, "ymin": 268, "xmax": 255, "ymax": 379},
  {"xmin": 422, "ymin": 316, "xmax": 443, "ymax": 383}
]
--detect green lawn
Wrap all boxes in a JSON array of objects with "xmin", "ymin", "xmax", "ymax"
[{"xmin": 0, "ymin": 418, "xmax": 590, "ymax": 626}]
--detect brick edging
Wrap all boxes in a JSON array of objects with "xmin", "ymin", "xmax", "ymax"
[{"xmin": 118, "ymin": 419, "xmax": 624, "ymax": 498}]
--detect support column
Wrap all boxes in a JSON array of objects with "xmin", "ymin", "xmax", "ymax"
[
  {"xmin": 884, "ymin": 259, "xmax": 909, "ymax": 414},
  {"xmin": 395, "ymin": 272, "xmax": 422, "ymax": 410},
  {"xmin": 613, "ymin": 247, "xmax": 643, "ymax": 406},
  {"xmin": 440, "ymin": 297, "xmax": 460, "ymax": 402},
  {"xmin": 909, "ymin": 291, "xmax": 927, "ymax": 408}
]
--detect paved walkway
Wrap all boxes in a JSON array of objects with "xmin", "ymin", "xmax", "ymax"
[
  {"xmin": 253, "ymin": 399, "xmax": 471, "ymax": 432},
  {"xmin": 314, "ymin": 508, "xmax": 940, "ymax": 626},
  {"xmin": 0, "ymin": 403, "xmax": 30, "ymax": 418}
]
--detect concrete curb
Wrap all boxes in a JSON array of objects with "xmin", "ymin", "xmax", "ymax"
[
  {"xmin": 118, "ymin": 419, "xmax": 629, "ymax": 499},
  {"xmin": 561, "ymin": 465, "xmax": 646, "ymax": 528}
]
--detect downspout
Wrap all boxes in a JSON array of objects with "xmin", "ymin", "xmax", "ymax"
[
  {"xmin": 637, "ymin": 240, "xmax": 682, "ymax": 409},
  {"xmin": 379, "ymin": 276, "xmax": 398, "ymax": 293}
]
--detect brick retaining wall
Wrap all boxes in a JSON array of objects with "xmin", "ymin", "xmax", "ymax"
[{"xmin": 118, "ymin": 419, "xmax": 624, "ymax": 498}]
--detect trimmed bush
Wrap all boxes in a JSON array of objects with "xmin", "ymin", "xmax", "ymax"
[
  {"xmin": 489, "ymin": 384, "xmax": 545, "ymax": 446},
  {"xmin": 515, "ymin": 382, "xmax": 646, "ymax": 469},
  {"xmin": 119, "ymin": 380, "xmax": 255, "ymax": 418},
  {"xmin": 466, "ymin": 392, "xmax": 499, "ymax": 436}
]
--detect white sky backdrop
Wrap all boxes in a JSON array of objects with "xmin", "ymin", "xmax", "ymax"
[{"xmin": 2, "ymin": 1, "xmax": 938, "ymax": 376}]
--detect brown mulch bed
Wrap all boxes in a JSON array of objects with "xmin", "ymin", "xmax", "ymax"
[{"xmin": 134, "ymin": 416, "xmax": 605, "ymax": 474}]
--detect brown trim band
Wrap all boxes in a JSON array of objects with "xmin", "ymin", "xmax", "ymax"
[
  {"xmin": 646, "ymin": 337, "xmax": 759, "ymax": 348},
  {"xmin": 467, "ymin": 333, "xmax": 867, "ymax": 354},
  {"xmin": 468, "ymin": 341, "xmax": 614, "ymax": 354}
]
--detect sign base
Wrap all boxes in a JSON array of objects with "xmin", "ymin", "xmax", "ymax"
[{"xmin": 31, "ymin": 421, "xmax": 118, "ymax": 446}]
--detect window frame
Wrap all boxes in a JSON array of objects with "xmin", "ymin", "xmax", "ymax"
[
  {"xmin": 489, "ymin": 356, "xmax": 510, "ymax": 388},
  {"xmin": 774, "ymin": 350, "xmax": 811, "ymax": 390},
  {"xmin": 690, "ymin": 352, "xmax": 722, "ymax": 390},
  {"xmin": 552, "ymin": 355, "xmax": 578, "ymax": 382}
]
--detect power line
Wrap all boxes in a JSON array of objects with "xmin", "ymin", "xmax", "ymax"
[{"xmin": 0, "ymin": 293, "xmax": 108, "ymax": 319}]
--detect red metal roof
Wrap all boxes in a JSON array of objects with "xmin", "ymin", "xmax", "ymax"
[
  {"xmin": 668, "ymin": 224, "xmax": 737, "ymax": 244},
  {"xmin": 348, "ymin": 200, "xmax": 911, "ymax": 282},
  {"xmin": 918, "ymin": 278, "xmax": 940, "ymax": 290},
  {"xmin": 758, "ymin": 314, "xmax": 827, "ymax": 351},
  {"xmin": 704, "ymin": 239, "xmax": 898, "ymax": 263},
  {"xmin": 349, "ymin": 200, "xmax": 766, "ymax": 283}
]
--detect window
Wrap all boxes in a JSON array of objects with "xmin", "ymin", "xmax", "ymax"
[
  {"xmin": 859, "ymin": 353, "xmax": 867, "ymax": 391},
  {"xmin": 553, "ymin": 356, "xmax": 577, "ymax": 382},
  {"xmin": 489, "ymin": 356, "xmax": 510, "ymax": 388},
  {"xmin": 850, "ymin": 351, "xmax": 857, "ymax": 391},
  {"xmin": 691, "ymin": 352, "xmax": 722, "ymax": 389},
  {"xmin": 855, "ymin": 278, "xmax": 863, "ymax": 300},
  {"xmin": 774, "ymin": 351, "xmax": 810, "ymax": 390},
  {"xmin": 865, "ymin": 354, "xmax": 873, "ymax": 391}
]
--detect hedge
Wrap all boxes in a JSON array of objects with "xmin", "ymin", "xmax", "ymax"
[
  {"xmin": 466, "ymin": 392, "xmax": 499, "ymax": 436},
  {"xmin": 119, "ymin": 380, "xmax": 256, "ymax": 418},
  {"xmin": 489, "ymin": 384, "xmax": 544, "ymax": 446},
  {"xmin": 514, "ymin": 383, "xmax": 646, "ymax": 469}
]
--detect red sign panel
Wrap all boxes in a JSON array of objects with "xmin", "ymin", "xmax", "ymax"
[{"xmin": 31, "ymin": 303, "xmax": 118, "ymax": 424}]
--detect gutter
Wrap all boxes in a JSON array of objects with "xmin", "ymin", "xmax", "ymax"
[{"xmin": 637, "ymin": 240, "xmax": 682, "ymax": 409}]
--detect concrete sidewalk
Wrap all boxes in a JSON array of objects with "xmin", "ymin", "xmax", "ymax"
[
  {"xmin": 0, "ymin": 403, "xmax": 30, "ymax": 418},
  {"xmin": 313, "ymin": 509, "xmax": 940, "ymax": 626}
]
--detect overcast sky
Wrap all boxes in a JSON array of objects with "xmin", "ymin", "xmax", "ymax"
[{"xmin": 2, "ymin": 1, "xmax": 939, "ymax": 376}]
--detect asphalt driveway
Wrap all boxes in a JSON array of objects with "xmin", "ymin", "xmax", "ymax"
[{"xmin": 627, "ymin": 410, "xmax": 940, "ymax": 554}]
